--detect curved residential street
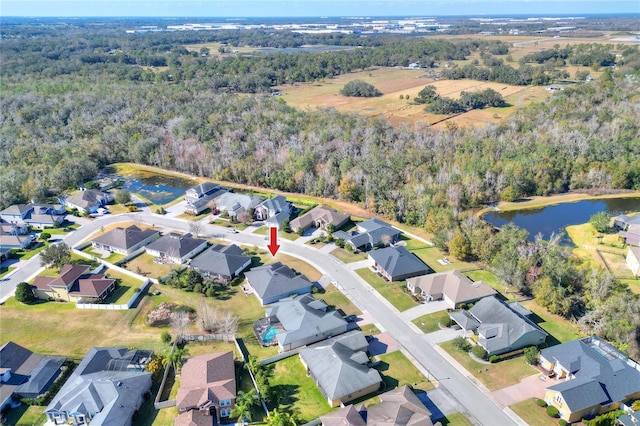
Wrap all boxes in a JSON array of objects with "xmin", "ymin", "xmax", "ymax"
[{"xmin": 1, "ymin": 211, "xmax": 520, "ymax": 425}]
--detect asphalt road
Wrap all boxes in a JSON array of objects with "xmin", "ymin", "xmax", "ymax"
[{"xmin": 1, "ymin": 212, "xmax": 516, "ymax": 425}]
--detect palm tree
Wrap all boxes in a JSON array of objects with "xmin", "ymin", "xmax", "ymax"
[
  {"xmin": 167, "ymin": 347, "xmax": 190, "ymax": 372},
  {"xmin": 231, "ymin": 389, "xmax": 258, "ymax": 423},
  {"xmin": 265, "ymin": 409, "xmax": 297, "ymax": 426}
]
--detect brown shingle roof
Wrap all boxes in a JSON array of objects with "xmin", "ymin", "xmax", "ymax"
[
  {"xmin": 290, "ymin": 205, "xmax": 350, "ymax": 231},
  {"xmin": 407, "ymin": 270, "xmax": 497, "ymax": 306},
  {"xmin": 32, "ymin": 265, "xmax": 115, "ymax": 298},
  {"xmin": 33, "ymin": 264, "xmax": 89, "ymax": 290},
  {"xmin": 174, "ymin": 410, "xmax": 213, "ymax": 426},
  {"xmin": 176, "ymin": 352, "xmax": 236, "ymax": 411}
]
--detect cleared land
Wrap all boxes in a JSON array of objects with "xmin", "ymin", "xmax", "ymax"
[{"xmin": 277, "ymin": 68, "xmax": 548, "ymax": 128}]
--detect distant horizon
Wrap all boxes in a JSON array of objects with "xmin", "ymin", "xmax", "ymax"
[{"xmin": 3, "ymin": 1, "xmax": 639, "ymax": 18}]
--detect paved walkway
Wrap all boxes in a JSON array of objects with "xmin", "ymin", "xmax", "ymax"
[
  {"xmin": 398, "ymin": 300, "xmax": 449, "ymax": 321},
  {"xmin": 343, "ymin": 259, "xmax": 372, "ymax": 271},
  {"xmin": 421, "ymin": 328, "xmax": 463, "ymax": 345},
  {"xmin": 490, "ymin": 373, "xmax": 549, "ymax": 408}
]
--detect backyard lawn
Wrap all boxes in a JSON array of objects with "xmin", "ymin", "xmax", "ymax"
[
  {"xmin": 463, "ymin": 269, "xmax": 516, "ymax": 301},
  {"xmin": 410, "ymin": 246, "xmax": 477, "ymax": 273},
  {"xmin": 375, "ymin": 350, "xmax": 434, "ymax": 392},
  {"xmin": 519, "ymin": 299, "xmax": 582, "ymax": 346},
  {"xmin": 355, "ymin": 267, "xmax": 417, "ymax": 312},
  {"xmin": 80, "ymin": 244, "xmax": 125, "ymax": 263},
  {"xmin": 123, "ymin": 253, "xmax": 177, "ymax": 279},
  {"xmin": 3, "ymin": 404, "xmax": 46, "ymax": 426},
  {"xmin": 620, "ymin": 278, "xmax": 640, "ymax": 295},
  {"xmin": 330, "ymin": 247, "xmax": 368, "ymax": 263},
  {"xmin": 509, "ymin": 398, "xmax": 558, "ymax": 426},
  {"xmin": 439, "ymin": 340, "xmax": 537, "ymax": 391},
  {"xmin": 270, "ymin": 355, "xmax": 332, "ymax": 422},
  {"xmin": 412, "ymin": 311, "xmax": 451, "ymax": 334}
]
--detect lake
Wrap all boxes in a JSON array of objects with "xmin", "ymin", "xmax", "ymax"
[
  {"xmin": 105, "ymin": 170, "xmax": 195, "ymax": 205},
  {"xmin": 483, "ymin": 197, "xmax": 640, "ymax": 243}
]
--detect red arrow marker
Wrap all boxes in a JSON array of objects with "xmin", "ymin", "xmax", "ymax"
[{"xmin": 267, "ymin": 227, "xmax": 280, "ymax": 257}]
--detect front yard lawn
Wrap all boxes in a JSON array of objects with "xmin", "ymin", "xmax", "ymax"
[
  {"xmin": 375, "ymin": 350, "xmax": 434, "ymax": 392},
  {"xmin": 318, "ymin": 284, "xmax": 362, "ymax": 316},
  {"xmin": 439, "ymin": 340, "xmax": 537, "ymax": 391},
  {"xmin": 253, "ymin": 226, "xmax": 299, "ymax": 241},
  {"xmin": 210, "ymin": 218, "xmax": 249, "ymax": 231},
  {"xmin": 330, "ymin": 247, "xmax": 368, "ymax": 263},
  {"xmin": 12, "ymin": 242, "xmax": 48, "ymax": 261},
  {"xmin": 355, "ymin": 267, "xmax": 417, "ymax": 312},
  {"xmin": 412, "ymin": 311, "xmax": 451, "ymax": 334},
  {"xmin": 176, "ymin": 209, "xmax": 211, "ymax": 221},
  {"xmin": 80, "ymin": 244, "xmax": 125, "ymax": 263},
  {"xmin": 255, "ymin": 251, "xmax": 322, "ymax": 282},
  {"xmin": 509, "ymin": 398, "xmax": 558, "ymax": 426},
  {"xmin": 0, "ymin": 266, "xmax": 16, "ymax": 278},
  {"xmin": 270, "ymin": 355, "xmax": 331, "ymax": 422},
  {"xmin": 439, "ymin": 412, "xmax": 474, "ymax": 426}
]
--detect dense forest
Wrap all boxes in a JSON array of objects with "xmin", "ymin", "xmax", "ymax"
[{"xmin": 1, "ymin": 22, "xmax": 640, "ymax": 355}]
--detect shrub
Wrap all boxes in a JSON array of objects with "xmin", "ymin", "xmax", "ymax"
[
  {"xmin": 471, "ymin": 345, "xmax": 488, "ymax": 360},
  {"xmin": 452, "ymin": 336, "xmax": 471, "ymax": 352},
  {"xmin": 340, "ymin": 80, "xmax": 382, "ymax": 97},
  {"xmin": 127, "ymin": 205, "xmax": 138, "ymax": 212},
  {"xmin": 536, "ymin": 399, "xmax": 547, "ymax": 407},
  {"xmin": 546, "ymin": 406, "xmax": 559, "ymax": 418},
  {"xmin": 15, "ymin": 282, "xmax": 36, "ymax": 304},
  {"xmin": 524, "ymin": 346, "xmax": 540, "ymax": 365},
  {"xmin": 558, "ymin": 420, "xmax": 568, "ymax": 426},
  {"xmin": 440, "ymin": 316, "xmax": 452, "ymax": 327},
  {"xmin": 40, "ymin": 232, "xmax": 51, "ymax": 241},
  {"xmin": 161, "ymin": 330, "xmax": 171, "ymax": 344},
  {"xmin": 489, "ymin": 355, "xmax": 500, "ymax": 363}
]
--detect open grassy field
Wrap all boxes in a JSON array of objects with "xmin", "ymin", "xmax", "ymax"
[
  {"xmin": 440, "ymin": 340, "xmax": 537, "ymax": 391},
  {"xmin": 277, "ymin": 67, "xmax": 548, "ymax": 128},
  {"xmin": 355, "ymin": 267, "xmax": 417, "ymax": 312}
]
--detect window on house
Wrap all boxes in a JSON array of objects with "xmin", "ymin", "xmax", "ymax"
[
  {"xmin": 555, "ymin": 395, "xmax": 563, "ymax": 405},
  {"xmin": 220, "ymin": 408, "xmax": 231, "ymax": 417},
  {"xmin": 220, "ymin": 399, "xmax": 231, "ymax": 406}
]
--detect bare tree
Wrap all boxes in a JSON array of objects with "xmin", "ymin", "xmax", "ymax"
[
  {"xmin": 220, "ymin": 311, "xmax": 238, "ymax": 342},
  {"xmin": 188, "ymin": 220, "xmax": 204, "ymax": 237},
  {"xmin": 170, "ymin": 311, "xmax": 192, "ymax": 344},
  {"xmin": 198, "ymin": 301, "xmax": 220, "ymax": 333},
  {"xmin": 237, "ymin": 210, "xmax": 252, "ymax": 224}
]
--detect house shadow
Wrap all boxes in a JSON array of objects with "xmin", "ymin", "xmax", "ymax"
[
  {"xmin": 368, "ymin": 338, "xmax": 388, "ymax": 357},
  {"xmin": 372, "ymin": 360, "xmax": 390, "ymax": 373},
  {"xmin": 415, "ymin": 391, "xmax": 445, "ymax": 422},
  {"xmin": 270, "ymin": 384, "xmax": 299, "ymax": 409},
  {"xmin": 526, "ymin": 312, "xmax": 561, "ymax": 347}
]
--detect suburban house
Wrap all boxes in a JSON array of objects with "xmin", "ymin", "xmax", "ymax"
[
  {"xmin": 615, "ymin": 214, "xmax": 640, "ymax": 246},
  {"xmin": 145, "ymin": 232, "xmax": 208, "ymax": 264},
  {"xmin": 254, "ymin": 294, "xmax": 348, "ymax": 351},
  {"xmin": 60, "ymin": 189, "xmax": 112, "ymax": 214},
  {"xmin": 290, "ymin": 205, "xmax": 350, "ymax": 233},
  {"xmin": 175, "ymin": 351, "xmax": 236, "ymax": 425},
  {"xmin": 32, "ymin": 264, "xmax": 116, "ymax": 303},
  {"xmin": 540, "ymin": 336, "xmax": 640, "ymax": 423},
  {"xmin": 320, "ymin": 385, "xmax": 436, "ymax": 426},
  {"xmin": 214, "ymin": 192, "xmax": 263, "ymax": 218},
  {"xmin": 614, "ymin": 214, "xmax": 640, "ymax": 230},
  {"xmin": 184, "ymin": 182, "xmax": 227, "ymax": 215},
  {"xmin": 244, "ymin": 262, "xmax": 314, "ymax": 305},
  {"xmin": 368, "ymin": 246, "xmax": 431, "ymax": 282},
  {"xmin": 0, "ymin": 342, "xmax": 65, "ymax": 411},
  {"xmin": 299, "ymin": 331, "xmax": 382, "ymax": 407},
  {"xmin": 627, "ymin": 246, "xmax": 640, "ymax": 277},
  {"xmin": 0, "ymin": 223, "xmax": 29, "ymax": 236},
  {"xmin": 255, "ymin": 196, "xmax": 292, "ymax": 225},
  {"xmin": 406, "ymin": 270, "xmax": 497, "ymax": 308},
  {"xmin": 619, "ymin": 411, "xmax": 640, "ymax": 426},
  {"xmin": 449, "ymin": 296, "xmax": 548, "ymax": 356},
  {"xmin": 0, "ymin": 229, "xmax": 35, "ymax": 251},
  {"xmin": 45, "ymin": 347, "xmax": 152, "ymax": 426},
  {"xmin": 90, "ymin": 224, "xmax": 160, "ymax": 255},
  {"xmin": 0, "ymin": 203, "xmax": 66, "ymax": 230},
  {"xmin": 190, "ymin": 244, "xmax": 252, "ymax": 283},
  {"xmin": 333, "ymin": 218, "xmax": 401, "ymax": 252}
]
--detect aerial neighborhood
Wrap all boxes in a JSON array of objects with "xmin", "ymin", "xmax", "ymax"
[
  {"xmin": 2, "ymin": 170, "xmax": 639, "ymax": 426},
  {"xmin": 1, "ymin": 11, "xmax": 640, "ymax": 426}
]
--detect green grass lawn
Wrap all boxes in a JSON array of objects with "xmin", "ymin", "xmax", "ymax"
[
  {"xmin": 253, "ymin": 226, "xmax": 300, "ymax": 241},
  {"xmin": 620, "ymin": 278, "xmax": 640, "ymax": 295},
  {"xmin": 211, "ymin": 218, "xmax": 249, "ymax": 231},
  {"xmin": 4, "ymin": 404, "xmax": 46, "ymax": 426},
  {"xmin": 13, "ymin": 242, "xmax": 49, "ymax": 261},
  {"xmin": 519, "ymin": 300, "xmax": 582, "ymax": 346},
  {"xmin": 439, "ymin": 412, "xmax": 474, "ymax": 426},
  {"xmin": 330, "ymin": 247, "xmax": 368, "ymax": 263},
  {"xmin": 317, "ymin": 284, "xmax": 362, "ymax": 316},
  {"xmin": 102, "ymin": 283, "xmax": 140, "ymax": 305},
  {"xmin": 439, "ymin": 340, "xmax": 537, "ymax": 391},
  {"xmin": 397, "ymin": 235, "xmax": 431, "ymax": 251},
  {"xmin": 412, "ymin": 311, "xmax": 451, "ymax": 334},
  {"xmin": 44, "ymin": 222, "xmax": 80, "ymax": 235},
  {"xmin": 270, "ymin": 355, "xmax": 332, "ymax": 422},
  {"xmin": 375, "ymin": 350, "xmax": 434, "ymax": 392},
  {"xmin": 355, "ymin": 268, "xmax": 417, "ymax": 312},
  {"xmin": 80, "ymin": 245, "xmax": 125, "ymax": 263},
  {"xmin": 360, "ymin": 323, "xmax": 382, "ymax": 336},
  {"xmin": 0, "ymin": 265, "xmax": 16, "ymax": 278},
  {"xmin": 510, "ymin": 398, "xmax": 558, "ymax": 426},
  {"xmin": 176, "ymin": 209, "xmax": 211, "ymax": 221},
  {"xmin": 464, "ymin": 270, "xmax": 516, "ymax": 301},
  {"xmin": 123, "ymin": 253, "xmax": 177, "ymax": 279},
  {"xmin": 410, "ymin": 246, "xmax": 477, "ymax": 273}
]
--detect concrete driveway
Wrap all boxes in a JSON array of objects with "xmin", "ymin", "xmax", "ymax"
[{"xmin": 490, "ymin": 373, "xmax": 549, "ymax": 408}]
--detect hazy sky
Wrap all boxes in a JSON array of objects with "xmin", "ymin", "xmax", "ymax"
[{"xmin": 2, "ymin": 0, "xmax": 639, "ymax": 17}]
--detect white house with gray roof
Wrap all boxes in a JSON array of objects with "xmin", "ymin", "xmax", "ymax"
[
  {"xmin": 299, "ymin": 331, "xmax": 382, "ymax": 407},
  {"xmin": 449, "ymin": 296, "xmax": 547, "ymax": 355},
  {"xmin": 184, "ymin": 182, "xmax": 227, "ymax": 215},
  {"xmin": 60, "ymin": 190, "xmax": 112, "ymax": 214},
  {"xmin": 215, "ymin": 192, "xmax": 263, "ymax": 218},
  {"xmin": 45, "ymin": 347, "xmax": 152, "ymax": 426},
  {"xmin": 333, "ymin": 218, "xmax": 401, "ymax": 252},
  {"xmin": 540, "ymin": 336, "xmax": 640, "ymax": 423},
  {"xmin": 145, "ymin": 232, "xmax": 207, "ymax": 264},
  {"xmin": 244, "ymin": 262, "xmax": 314, "ymax": 305},
  {"xmin": 190, "ymin": 244, "xmax": 251, "ymax": 283},
  {"xmin": 255, "ymin": 294, "xmax": 348, "ymax": 351},
  {"xmin": 255, "ymin": 196, "xmax": 292, "ymax": 225}
]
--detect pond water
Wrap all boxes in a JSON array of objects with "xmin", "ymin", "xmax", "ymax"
[
  {"xmin": 483, "ymin": 197, "xmax": 640, "ymax": 243},
  {"xmin": 107, "ymin": 170, "xmax": 195, "ymax": 205}
]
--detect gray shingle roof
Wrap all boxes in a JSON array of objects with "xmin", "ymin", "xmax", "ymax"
[
  {"xmin": 91, "ymin": 225, "xmax": 159, "ymax": 251},
  {"xmin": 245, "ymin": 262, "xmax": 312, "ymax": 303},
  {"xmin": 265, "ymin": 294, "xmax": 347, "ymax": 346},
  {"xmin": 0, "ymin": 204, "xmax": 33, "ymax": 216},
  {"xmin": 300, "ymin": 331, "xmax": 381, "ymax": 401},
  {"xmin": 368, "ymin": 246, "xmax": 430, "ymax": 279},
  {"xmin": 146, "ymin": 233, "xmax": 207, "ymax": 258},
  {"xmin": 186, "ymin": 182, "xmax": 219, "ymax": 199},
  {"xmin": 469, "ymin": 296, "xmax": 547, "ymax": 354},
  {"xmin": 258, "ymin": 196, "xmax": 291, "ymax": 214},
  {"xmin": 15, "ymin": 356, "xmax": 66, "ymax": 397},
  {"xmin": 190, "ymin": 244, "xmax": 251, "ymax": 279},
  {"xmin": 541, "ymin": 337, "xmax": 640, "ymax": 412}
]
